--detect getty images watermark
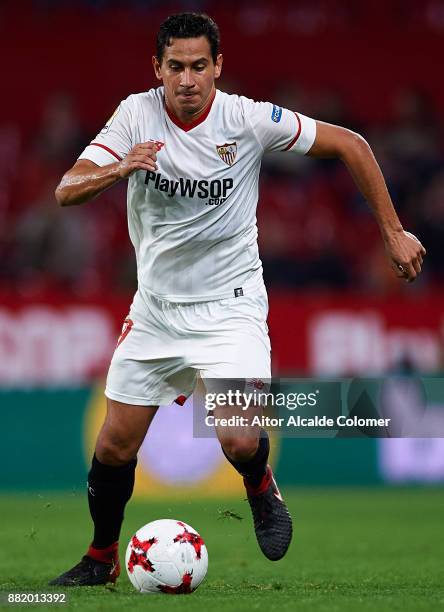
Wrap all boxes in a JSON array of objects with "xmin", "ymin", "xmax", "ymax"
[
  {"xmin": 204, "ymin": 387, "xmax": 319, "ymax": 410},
  {"xmin": 191, "ymin": 377, "xmax": 444, "ymax": 438}
]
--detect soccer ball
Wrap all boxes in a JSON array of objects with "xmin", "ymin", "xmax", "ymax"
[{"xmin": 125, "ymin": 519, "xmax": 208, "ymax": 594}]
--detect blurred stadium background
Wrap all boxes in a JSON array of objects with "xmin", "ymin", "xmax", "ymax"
[{"xmin": 1, "ymin": 0, "xmax": 444, "ymax": 497}]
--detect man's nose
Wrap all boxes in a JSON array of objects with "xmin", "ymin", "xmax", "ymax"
[{"xmin": 180, "ymin": 68, "xmax": 195, "ymax": 88}]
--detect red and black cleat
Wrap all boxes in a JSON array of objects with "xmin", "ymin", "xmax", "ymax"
[
  {"xmin": 244, "ymin": 465, "xmax": 293, "ymax": 561},
  {"xmin": 48, "ymin": 542, "xmax": 120, "ymax": 587}
]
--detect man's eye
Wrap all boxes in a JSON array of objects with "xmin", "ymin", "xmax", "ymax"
[{"xmin": 195, "ymin": 66, "xmax": 205, "ymax": 72}]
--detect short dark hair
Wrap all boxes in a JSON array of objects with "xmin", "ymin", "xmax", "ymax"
[{"xmin": 156, "ymin": 13, "xmax": 220, "ymax": 64}]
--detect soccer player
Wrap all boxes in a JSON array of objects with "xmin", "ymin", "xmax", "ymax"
[{"xmin": 50, "ymin": 13, "xmax": 425, "ymax": 586}]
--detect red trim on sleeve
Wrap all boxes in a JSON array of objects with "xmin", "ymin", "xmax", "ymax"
[
  {"xmin": 283, "ymin": 113, "xmax": 302, "ymax": 151},
  {"xmin": 90, "ymin": 142, "xmax": 122, "ymax": 161},
  {"xmin": 165, "ymin": 89, "xmax": 216, "ymax": 132}
]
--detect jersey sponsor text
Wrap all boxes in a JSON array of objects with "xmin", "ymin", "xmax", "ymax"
[{"xmin": 145, "ymin": 171, "xmax": 233, "ymax": 206}]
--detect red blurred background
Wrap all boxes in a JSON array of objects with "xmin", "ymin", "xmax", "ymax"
[{"xmin": 1, "ymin": 0, "xmax": 443, "ymax": 381}]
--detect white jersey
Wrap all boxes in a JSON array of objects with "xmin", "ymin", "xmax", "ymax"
[{"xmin": 79, "ymin": 87, "xmax": 316, "ymax": 302}]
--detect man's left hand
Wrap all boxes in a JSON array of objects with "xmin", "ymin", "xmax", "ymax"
[{"xmin": 384, "ymin": 229, "xmax": 426, "ymax": 283}]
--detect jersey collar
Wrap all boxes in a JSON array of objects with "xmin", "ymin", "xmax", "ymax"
[{"xmin": 165, "ymin": 89, "xmax": 217, "ymax": 132}]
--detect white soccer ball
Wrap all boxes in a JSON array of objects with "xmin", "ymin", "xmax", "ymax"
[{"xmin": 125, "ymin": 519, "xmax": 208, "ymax": 594}]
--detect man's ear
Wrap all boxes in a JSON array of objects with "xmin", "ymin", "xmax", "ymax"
[
  {"xmin": 152, "ymin": 55, "xmax": 162, "ymax": 80},
  {"xmin": 214, "ymin": 53, "xmax": 223, "ymax": 79}
]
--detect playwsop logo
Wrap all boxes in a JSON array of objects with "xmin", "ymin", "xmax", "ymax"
[{"xmin": 271, "ymin": 104, "xmax": 283, "ymax": 123}]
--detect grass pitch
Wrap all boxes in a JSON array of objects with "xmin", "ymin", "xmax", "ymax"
[{"xmin": 0, "ymin": 489, "xmax": 443, "ymax": 611}]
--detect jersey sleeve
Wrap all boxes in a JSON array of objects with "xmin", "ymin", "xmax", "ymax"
[
  {"xmin": 78, "ymin": 97, "xmax": 134, "ymax": 166},
  {"xmin": 242, "ymin": 98, "xmax": 317, "ymax": 155}
]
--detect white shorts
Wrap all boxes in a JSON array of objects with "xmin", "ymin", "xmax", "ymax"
[{"xmin": 105, "ymin": 288, "xmax": 271, "ymax": 406}]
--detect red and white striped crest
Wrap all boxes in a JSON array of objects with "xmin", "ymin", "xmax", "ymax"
[{"xmin": 216, "ymin": 142, "xmax": 237, "ymax": 166}]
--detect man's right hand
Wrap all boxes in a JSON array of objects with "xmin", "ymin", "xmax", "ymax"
[
  {"xmin": 55, "ymin": 141, "xmax": 161, "ymax": 207},
  {"xmin": 118, "ymin": 142, "xmax": 159, "ymax": 178}
]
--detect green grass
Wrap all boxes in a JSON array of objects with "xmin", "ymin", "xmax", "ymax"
[{"xmin": 1, "ymin": 489, "xmax": 444, "ymax": 611}]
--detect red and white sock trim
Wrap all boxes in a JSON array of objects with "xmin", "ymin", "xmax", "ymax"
[{"xmin": 87, "ymin": 541, "xmax": 119, "ymax": 564}]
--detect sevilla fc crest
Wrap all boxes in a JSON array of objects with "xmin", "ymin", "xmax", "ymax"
[{"xmin": 216, "ymin": 142, "xmax": 237, "ymax": 166}]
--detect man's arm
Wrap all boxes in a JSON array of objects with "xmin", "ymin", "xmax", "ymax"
[
  {"xmin": 307, "ymin": 121, "xmax": 426, "ymax": 282},
  {"xmin": 55, "ymin": 142, "xmax": 159, "ymax": 207}
]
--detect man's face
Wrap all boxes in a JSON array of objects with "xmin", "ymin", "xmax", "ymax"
[{"xmin": 153, "ymin": 36, "xmax": 222, "ymax": 117}]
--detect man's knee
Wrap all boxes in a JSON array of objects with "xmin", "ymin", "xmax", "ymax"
[
  {"xmin": 95, "ymin": 431, "xmax": 138, "ymax": 466},
  {"xmin": 221, "ymin": 436, "xmax": 259, "ymax": 462}
]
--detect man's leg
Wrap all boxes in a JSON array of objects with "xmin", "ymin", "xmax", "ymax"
[
  {"xmin": 214, "ymin": 404, "xmax": 269, "ymax": 487},
  {"xmin": 50, "ymin": 399, "xmax": 158, "ymax": 586},
  {"xmin": 213, "ymin": 404, "xmax": 292, "ymax": 561}
]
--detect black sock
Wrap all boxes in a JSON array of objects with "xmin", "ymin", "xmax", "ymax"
[
  {"xmin": 222, "ymin": 429, "xmax": 270, "ymax": 487},
  {"xmin": 87, "ymin": 454, "xmax": 136, "ymax": 549}
]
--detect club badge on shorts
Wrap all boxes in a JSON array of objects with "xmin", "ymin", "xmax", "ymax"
[
  {"xmin": 116, "ymin": 317, "xmax": 134, "ymax": 347},
  {"xmin": 216, "ymin": 142, "xmax": 237, "ymax": 167}
]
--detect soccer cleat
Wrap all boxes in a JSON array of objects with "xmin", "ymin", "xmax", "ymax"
[
  {"xmin": 49, "ymin": 543, "xmax": 120, "ymax": 586},
  {"xmin": 244, "ymin": 465, "xmax": 293, "ymax": 561}
]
